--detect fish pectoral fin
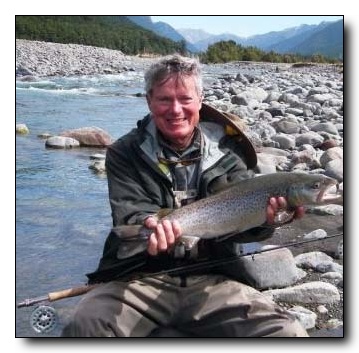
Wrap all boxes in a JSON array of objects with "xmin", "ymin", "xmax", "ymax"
[
  {"xmin": 179, "ymin": 236, "xmax": 201, "ymax": 250},
  {"xmin": 274, "ymin": 209, "xmax": 295, "ymax": 224}
]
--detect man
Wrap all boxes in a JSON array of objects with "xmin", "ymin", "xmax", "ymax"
[{"xmin": 62, "ymin": 55, "xmax": 307, "ymax": 337}]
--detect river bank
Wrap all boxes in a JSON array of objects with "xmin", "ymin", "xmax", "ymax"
[
  {"xmin": 16, "ymin": 39, "xmax": 156, "ymax": 77},
  {"xmin": 16, "ymin": 39, "xmax": 344, "ymax": 337}
]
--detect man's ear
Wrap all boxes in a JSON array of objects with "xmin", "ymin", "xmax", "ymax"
[
  {"xmin": 198, "ymin": 94, "xmax": 203, "ymax": 109},
  {"xmin": 146, "ymin": 94, "xmax": 151, "ymax": 107}
]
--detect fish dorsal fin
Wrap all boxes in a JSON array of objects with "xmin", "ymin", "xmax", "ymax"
[{"xmin": 157, "ymin": 208, "xmax": 174, "ymax": 219}]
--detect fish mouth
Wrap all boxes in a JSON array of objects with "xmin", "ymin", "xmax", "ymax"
[{"xmin": 317, "ymin": 182, "xmax": 343, "ymax": 204}]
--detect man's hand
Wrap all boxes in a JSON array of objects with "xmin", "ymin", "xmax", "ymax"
[
  {"xmin": 266, "ymin": 196, "xmax": 305, "ymax": 225},
  {"xmin": 144, "ymin": 217, "xmax": 182, "ymax": 256}
]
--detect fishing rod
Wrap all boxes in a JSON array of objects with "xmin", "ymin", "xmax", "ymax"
[
  {"xmin": 17, "ymin": 284, "xmax": 96, "ymax": 309},
  {"xmin": 17, "ymin": 232, "xmax": 342, "ymax": 333},
  {"xmin": 17, "ymin": 232, "xmax": 343, "ymax": 309}
]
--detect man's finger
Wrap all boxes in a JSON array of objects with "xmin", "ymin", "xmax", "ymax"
[
  {"xmin": 172, "ymin": 220, "xmax": 182, "ymax": 239},
  {"xmin": 269, "ymin": 197, "xmax": 278, "ymax": 210},
  {"xmin": 147, "ymin": 233, "xmax": 158, "ymax": 256},
  {"xmin": 162, "ymin": 220, "xmax": 175, "ymax": 247},
  {"xmin": 277, "ymin": 196, "xmax": 287, "ymax": 209},
  {"xmin": 294, "ymin": 206, "xmax": 305, "ymax": 219},
  {"xmin": 266, "ymin": 204, "xmax": 275, "ymax": 224},
  {"xmin": 144, "ymin": 216, "xmax": 157, "ymax": 229},
  {"xmin": 156, "ymin": 223, "xmax": 168, "ymax": 252}
]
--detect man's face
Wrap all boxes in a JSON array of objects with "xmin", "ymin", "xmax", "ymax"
[{"xmin": 146, "ymin": 74, "xmax": 202, "ymax": 148}]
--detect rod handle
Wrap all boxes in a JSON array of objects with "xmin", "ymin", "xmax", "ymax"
[{"xmin": 48, "ymin": 285, "xmax": 96, "ymax": 302}]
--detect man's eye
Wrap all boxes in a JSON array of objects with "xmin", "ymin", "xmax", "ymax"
[
  {"xmin": 180, "ymin": 97, "xmax": 193, "ymax": 103},
  {"xmin": 158, "ymin": 97, "xmax": 171, "ymax": 103}
]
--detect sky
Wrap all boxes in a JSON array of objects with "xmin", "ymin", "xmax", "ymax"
[{"xmin": 151, "ymin": 16, "xmax": 343, "ymax": 38}]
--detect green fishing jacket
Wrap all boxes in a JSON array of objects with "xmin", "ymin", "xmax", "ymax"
[{"xmin": 87, "ymin": 104, "xmax": 273, "ymax": 284}]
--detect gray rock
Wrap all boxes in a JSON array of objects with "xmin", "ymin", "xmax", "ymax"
[
  {"xmin": 89, "ymin": 160, "xmax": 106, "ymax": 174},
  {"xmin": 274, "ymin": 119, "xmax": 300, "ymax": 134},
  {"xmin": 306, "ymin": 204, "xmax": 343, "ymax": 216},
  {"xmin": 291, "ymin": 150, "xmax": 318, "ymax": 166},
  {"xmin": 295, "ymin": 132, "xmax": 324, "ymax": 147},
  {"xmin": 264, "ymin": 91, "xmax": 281, "ymax": 103},
  {"xmin": 308, "ymin": 87, "xmax": 330, "ymax": 95},
  {"xmin": 311, "ymin": 122, "xmax": 339, "ymax": 135},
  {"xmin": 263, "ymin": 281, "xmax": 340, "ymax": 304},
  {"xmin": 256, "ymin": 152, "xmax": 288, "ymax": 174},
  {"xmin": 60, "ymin": 126, "xmax": 114, "ymax": 147},
  {"xmin": 271, "ymin": 133, "xmax": 296, "ymax": 149},
  {"xmin": 16, "ymin": 123, "xmax": 29, "ymax": 134},
  {"xmin": 266, "ymin": 107, "xmax": 285, "ymax": 117},
  {"xmin": 316, "ymin": 262, "xmax": 343, "ymax": 274},
  {"xmin": 303, "ymin": 229, "xmax": 327, "ymax": 240},
  {"xmin": 236, "ymin": 248, "xmax": 301, "ymax": 290},
  {"xmin": 307, "ymin": 93, "xmax": 334, "ymax": 105},
  {"xmin": 320, "ymin": 272, "xmax": 342, "ymax": 280},
  {"xmin": 319, "ymin": 147, "xmax": 343, "ymax": 167},
  {"xmin": 278, "ymin": 92, "xmax": 300, "ymax": 105},
  {"xmin": 285, "ymin": 107, "xmax": 303, "ymax": 116},
  {"xmin": 295, "ymin": 251, "xmax": 334, "ymax": 269},
  {"xmin": 324, "ymin": 159, "xmax": 343, "ymax": 182},
  {"xmin": 89, "ymin": 153, "xmax": 106, "ymax": 160},
  {"xmin": 45, "ymin": 136, "xmax": 80, "ymax": 149},
  {"xmin": 288, "ymin": 306, "xmax": 317, "ymax": 330}
]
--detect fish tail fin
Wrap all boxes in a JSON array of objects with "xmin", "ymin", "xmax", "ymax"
[
  {"xmin": 111, "ymin": 225, "xmax": 145, "ymax": 240},
  {"xmin": 111, "ymin": 225, "xmax": 149, "ymax": 259},
  {"xmin": 117, "ymin": 242, "xmax": 148, "ymax": 259}
]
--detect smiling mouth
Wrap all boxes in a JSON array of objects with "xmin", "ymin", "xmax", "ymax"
[{"xmin": 166, "ymin": 118, "xmax": 187, "ymax": 124}]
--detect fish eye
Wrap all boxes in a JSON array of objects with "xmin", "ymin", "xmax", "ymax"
[{"xmin": 312, "ymin": 182, "xmax": 321, "ymax": 189}]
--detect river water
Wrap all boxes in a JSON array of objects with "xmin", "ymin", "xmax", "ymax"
[{"xmin": 15, "ymin": 71, "xmax": 154, "ymax": 337}]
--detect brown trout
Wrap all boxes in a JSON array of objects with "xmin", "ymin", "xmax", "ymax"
[{"xmin": 113, "ymin": 172, "xmax": 340, "ymax": 258}]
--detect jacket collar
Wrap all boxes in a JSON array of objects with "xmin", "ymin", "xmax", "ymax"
[
  {"xmin": 139, "ymin": 116, "xmax": 226, "ymax": 178},
  {"xmin": 199, "ymin": 103, "xmax": 257, "ymax": 169},
  {"xmin": 137, "ymin": 102, "xmax": 257, "ymax": 178}
]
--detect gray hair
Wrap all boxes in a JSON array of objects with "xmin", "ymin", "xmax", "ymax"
[{"xmin": 144, "ymin": 54, "xmax": 203, "ymax": 97}]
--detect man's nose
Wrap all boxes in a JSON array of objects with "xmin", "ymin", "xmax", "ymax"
[{"xmin": 169, "ymin": 99, "xmax": 182, "ymax": 114}]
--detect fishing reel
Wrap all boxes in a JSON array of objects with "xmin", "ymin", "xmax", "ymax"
[
  {"xmin": 30, "ymin": 305, "xmax": 58, "ymax": 334},
  {"xmin": 18, "ymin": 283, "xmax": 95, "ymax": 335}
]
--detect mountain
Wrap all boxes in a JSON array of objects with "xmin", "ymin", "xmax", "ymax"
[
  {"xmin": 126, "ymin": 16, "xmax": 198, "ymax": 52},
  {"xmin": 287, "ymin": 20, "xmax": 343, "ymax": 59},
  {"xmin": 244, "ymin": 24, "xmax": 320, "ymax": 51},
  {"xmin": 176, "ymin": 28, "xmax": 213, "ymax": 44},
  {"xmin": 179, "ymin": 19, "xmax": 343, "ymax": 59},
  {"xmin": 191, "ymin": 33, "xmax": 247, "ymax": 52},
  {"xmin": 262, "ymin": 24, "xmax": 324, "ymax": 53}
]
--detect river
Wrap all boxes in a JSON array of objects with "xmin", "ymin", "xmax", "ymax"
[{"xmin": 15, "ymin": 71, "xmax": 153, "ymax": 337}]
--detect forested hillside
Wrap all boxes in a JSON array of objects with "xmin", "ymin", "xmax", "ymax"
[
  {"xmin": 200, "ymin": 40, "xmax": 340, "ymax": 64},
  {"xmin": 15, "ymin": 16, "xmax": 186, "ymax": 55}
]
